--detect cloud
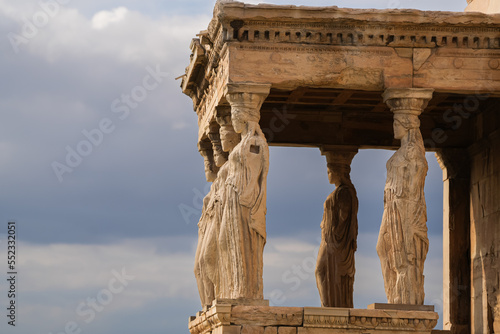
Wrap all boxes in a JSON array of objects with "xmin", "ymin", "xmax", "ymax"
[
  {"xmin": 0, "ymin": 0, "xmax": 212, "ymax": 245},
  {"xmin": 0, "ymin": 0, "xmax": 457, "ymax": 333},
  {"xmin": 1, "ymin": 0, "xmax": 210, "ymax": 66},
  {"xmin": 91, "ymin": 7, "xmax": 128, "ymax": 30},
  {"xmin": 0, "ymin": 237, "xmax": 200, "ymax": 333},
  {"xmin": 0, "ymin": 234, "xmax": 444, "ymax": 333}
]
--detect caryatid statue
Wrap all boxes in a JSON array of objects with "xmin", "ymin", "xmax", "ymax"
[
  {"xmin": 194, "ymin": 109, "xmax": 241, "ymax": 307},
  {"xmin": 218, "ymin": 83, "xmax": 271, "ymax": 300},
  {"xmin": 194, "ymin": 141, "xmax": 220, "ymax": 306},
  {"xmin": 315, "ymin": 148, "xmax": 359, "ymax": 308},
  {"xmin": 377, "ymin": 88, "xmax": 434, "ymax": 305},
  {"xmin": 208, "ymin": 121, "xmax": 229, "ymax": 168}
]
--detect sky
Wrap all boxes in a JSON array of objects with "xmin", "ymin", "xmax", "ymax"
[{"xmin": 0, "ymin": 0, "xmax": 469, "ymax": 333}]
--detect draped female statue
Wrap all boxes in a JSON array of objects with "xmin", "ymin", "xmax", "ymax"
[
  {"xmin": 194, "ymin": 113, "xmax": 240, "ymax": 307},
  {"xmin": 376, "ymin": 111, "xmax": 429, "ymax": 305},
  {"xmin": 315, "ymin": 150, "xmax": 358, "ymax": 308},
  {"xmin": 217, "ymin": 98, "xmax": 269, "ymax": 300}
]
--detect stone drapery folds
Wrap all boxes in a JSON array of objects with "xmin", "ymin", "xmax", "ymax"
[
  {"xmin": 377, "ymin": 88, "xmax": 434, "ymax": 305},
  {"xmin": 316, "ymin": 149, "xmax": 359, "ymax": 308},
  {"xmin": 195, "ymin": 83, "xmax": 271, "ymax": 305}
]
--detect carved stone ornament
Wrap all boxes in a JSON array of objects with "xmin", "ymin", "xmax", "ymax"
[{"xmin": 377, "ymin": 88, "xmax": 433, "ymax": 305}]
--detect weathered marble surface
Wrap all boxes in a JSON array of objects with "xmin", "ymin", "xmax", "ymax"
[
  {"xmin": 469, "ymin": 130, "xmax": 500, "ymax": 333},
  {"xmin": 435, "ymin": 149, "xmax": 471, "ymax": 334},
  {"xmin": 316, "ymin": 149, "xmax": 358, "ymax": 308},
  {"xmin": 217, "ymin": 83, "xmax": 271, "ymax": 300},
  {"xmin": 195, "ymin": 112, "xmax": 240, "ymax": 307},
  {"xmin": 377, "ymin": 89, "xmax": 433, "ymax": 305}
]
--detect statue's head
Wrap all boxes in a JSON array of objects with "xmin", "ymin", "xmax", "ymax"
[
  {"xmin": 323, "ymin": 149, "xmax": 357, "ymax": 186},
  {"xmin": 216, "ymin": 106, "xmax": 241, "ymax": 152},
  {"xmin": 231, "ymin": 106, "xmax": 260, "ymax": 134},
  {"xmin": 393, "ymin": 111, "xmax": 421, "ymax": 140},
  {"xmin": 198, "ymin": 142, "xmax": 218, "ymax": 182},
  {"xmin": 326, "ymin": 163, "xmax": 351, "ymax": 185},
  {"xmin": 208, "ymin": 122, "xmax": 228, "ymax": 167}
]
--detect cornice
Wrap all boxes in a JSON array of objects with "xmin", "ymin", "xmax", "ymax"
[{"xmin": 216, "ymin": 0, "xmax": 500, "ymax": 25}]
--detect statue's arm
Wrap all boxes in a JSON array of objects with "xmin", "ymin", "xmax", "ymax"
[{"xmin": 337, "ymin": 187, "xmax": 352, "ymax": 225}]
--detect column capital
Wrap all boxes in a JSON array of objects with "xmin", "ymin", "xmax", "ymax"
[
  {"xmin": 225, "ymin": 83, "xmax": 271, "ymax": 122},
  {"xmin": 320, "ymin": 145, "xmax": 358, "ymax": 166},
  {"xmin": 225, "ymin": 82, "xmax": 272, "ymax": 96},
  {"xmin": 383, "ymin": 88, "xmax": 434, "ymax": 116}
]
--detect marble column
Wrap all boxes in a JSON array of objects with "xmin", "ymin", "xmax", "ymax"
[
  {"xmin": 316, "ymin": 147, "xmax": 359, "ymax": 308},
  {"xmin": 377, "ymin": 88, "xmax": 434, "ymax": 305},
  {"xmin": 194, "ymin": 140, "xmax": 219, "ymax": 307},
  {"xmin": 436, "ymin": 149, "xmax": 471, "ymax": 334},
  {"xmin": 208, "ymin": 121, "xmax": 229, "ymax": 168},
  {"xmin": 217, "ymin": 83, "xmax": 271, "ymax": 300}
]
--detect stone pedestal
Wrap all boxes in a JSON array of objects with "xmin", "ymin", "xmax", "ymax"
[{"xmin": 189, "ymin": 301, "xmax": 440, "ymax": 334}]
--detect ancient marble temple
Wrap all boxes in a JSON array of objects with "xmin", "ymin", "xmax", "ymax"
[{"xmin": 180, "ymin": 1, "xmax": 500, "ymax": 333}]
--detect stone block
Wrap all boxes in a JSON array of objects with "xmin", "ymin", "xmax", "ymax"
[
  {"xmin": 478, "ymin": 172, "xmax": 500, "ymax": 217},
  {"xmin": 214, "ymin": 299, "xmax": 270, "ymax": 307},
  {"xmin": 278, "ymin": 327, "xmax": 297, "ymax": 334},
  {"xmin": 368, "ymin": 303, "xmax": 435, "ymax": 312},
  {"xmin": 395, "ymin": 48, "xmax": 413, "ymax": 59},
  {"xmin": 303, "ymin": 307, "xmax": 350, "ymax": 328},
  {"xmin": 413, "ymin": 48, "xmax": 432, "ymax": 71},
  {"xmin": 232, "ymin": 306, "xmax": 303, "ymax": 326},
  {"xmin": 213, "ymin": 325, "xmax": 242, "ymax": 334},
  {"xmin": 382, "ymin": 309, "xmax": 439, "ymax": 321},
  {"xmin": 263, "ymin": 327, "xmax": 278, "ymax": 334},
  {"xmin": 242, "ymin": 325, "xmax": 265, "ymax": 334},
  {"xmin": 303, "ymin": 307, "xmax": 350, "ymax": 317},
  {"xmin": 298, "ymin": 329, "xmax": 352, "ymax": 334},
  {"xmin": 350, "ymin": 308, "xmax": 391, "ymax": 319}
]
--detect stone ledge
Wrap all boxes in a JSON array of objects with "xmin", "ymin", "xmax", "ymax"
[
  {"xmin": 189, "ymin": 301, "xmax": 439, "ymax": 334},
  {"xmin": 368, "ymin": 303, "xmax": 435, "ymax": 312},
  {"xmin": 304, "ymin": 306, "xmax": 438, "ymax": 331}
]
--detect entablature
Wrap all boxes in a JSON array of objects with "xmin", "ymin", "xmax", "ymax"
[{"xmin": 180, "ymin": 1, "xmax": 500, "ymax": 149}]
